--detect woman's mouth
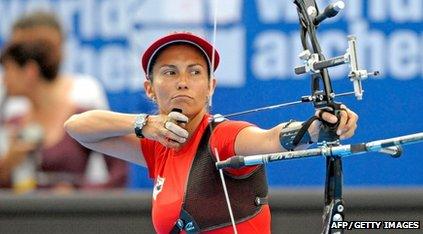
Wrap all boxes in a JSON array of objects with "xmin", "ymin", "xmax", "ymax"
[{"xmin": 172, "ymin": 95, "xmax": 193, "ymax": 100}]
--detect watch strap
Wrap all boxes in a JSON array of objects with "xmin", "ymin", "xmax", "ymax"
[{"xmin": 134, "ymin": 114, "xmax": 149, "ymax": 138}]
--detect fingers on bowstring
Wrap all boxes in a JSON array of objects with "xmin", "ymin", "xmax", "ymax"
[
  {"xmin": 168, "ymin": 111, "xmax": 188, "ymax": 124},
  {"xmin": 164, "ymin": 121, "xmax": 188, "ymax": 140},
  {"xmin": 158, "ymin": 126, "xmax": 185, "ymax": 148},
  {"xmin": 158, "ymin": 111, "xmax": 189, "ymax": 148},
  {"xmin": 166, "ymin": 111, "xmax": 189, "ymax": 137}
]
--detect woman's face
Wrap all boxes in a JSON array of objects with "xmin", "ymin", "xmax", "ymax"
[{"xmin": 145, "ymin": 44, "xmax": 215, "ymax": 118}]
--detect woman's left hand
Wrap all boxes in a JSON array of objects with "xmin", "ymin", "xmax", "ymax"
[{"xmin": 312, "ymin": 104, "xmax": 359, "ymax": 141}]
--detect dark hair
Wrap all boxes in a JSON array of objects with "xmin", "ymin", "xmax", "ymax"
[
  {"xmin": 0, "ymin": 40, "xmax": 60, "ymax": 82},
  {"xmin": 147, "ymin": 42, "xmax": 211, "ymax": 82},
  {"xmin": 12, "ymin": 11, "xmax": 63, "ymax": 38}
]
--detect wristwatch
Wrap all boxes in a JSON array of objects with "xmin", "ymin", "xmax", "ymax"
[{"xmin": 134, "ymin": 114, "xmax": 149, "ymax": 138}]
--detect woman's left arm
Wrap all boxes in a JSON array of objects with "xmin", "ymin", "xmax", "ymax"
[{"xmin": 234, "ymin": 106, "xmax": 358, "ymax": 156}]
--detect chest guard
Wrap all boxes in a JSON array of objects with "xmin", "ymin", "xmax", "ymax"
[{"xmin": 172, "ymin": 122, "xmax": 268, "ymax": 233}]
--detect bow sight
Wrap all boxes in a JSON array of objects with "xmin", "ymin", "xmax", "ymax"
[{"xmin": 294, "ymin": 35, "xmax": 379, "ymax": 101}]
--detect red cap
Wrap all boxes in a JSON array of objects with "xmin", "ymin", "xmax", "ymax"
[{"xmin": 141, "ymin": 32, "xmax": 220, "ymax": 79}]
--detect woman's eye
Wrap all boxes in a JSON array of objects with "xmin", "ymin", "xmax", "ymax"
[
  {"xmin": 190, "ymin": 70, "xmax": 201, "ymax": 76},
  {"xmin": 163, "ymin": 70, "xmax": 176, "ymax": 76}
]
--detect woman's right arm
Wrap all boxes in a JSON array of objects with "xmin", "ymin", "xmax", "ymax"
[{"xmin": 64, "ymin": 110, "xmax": 145, "ymax": 166}]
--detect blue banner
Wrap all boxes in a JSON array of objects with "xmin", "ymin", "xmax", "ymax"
[{"xmin": 1, "ymin": 0, "xmax": 422, "ymax": 187}]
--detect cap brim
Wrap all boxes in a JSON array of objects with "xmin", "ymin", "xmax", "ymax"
[{"xmin": 141, "ymin": 32, "xmax": 220, "ymax": 77}]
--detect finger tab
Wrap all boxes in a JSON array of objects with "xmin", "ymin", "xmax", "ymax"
[{"xmin": 168, "ymin": 112, "xmax": 188, "ymax": 123}]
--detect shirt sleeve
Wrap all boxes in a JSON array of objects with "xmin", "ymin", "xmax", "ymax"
[{"xmin": 209, "ymin": 120, "xmax": 258, "ymax": 177}]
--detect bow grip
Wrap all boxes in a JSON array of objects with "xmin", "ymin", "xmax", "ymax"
[{"xmin": 317, "ymin": 102, "xmax": 342, "ymax": 142}]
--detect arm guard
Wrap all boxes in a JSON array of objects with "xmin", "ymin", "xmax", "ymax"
[{"xmin": 279, "ymin": 116, "xmax": 319, "ymax": 151}]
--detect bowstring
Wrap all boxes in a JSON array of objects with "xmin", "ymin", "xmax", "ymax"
[{"xmin": 209, "ymin": 0, "xmax": 238, "ymax": 233}]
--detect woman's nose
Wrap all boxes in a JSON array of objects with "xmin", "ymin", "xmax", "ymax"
[{"xmin": 176, "ymin": 74, "xmax": 189, "ymax": 90}]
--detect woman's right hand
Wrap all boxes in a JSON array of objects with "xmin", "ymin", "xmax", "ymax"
[{"xmin": 142, "ymin": 111, "xmax": 189, "ymax": 148}]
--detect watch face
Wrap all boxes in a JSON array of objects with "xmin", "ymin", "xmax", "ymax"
[
  {"xmin": 135, "ymin": 114, "xmax": 148, "ymax": 138},
  {"xmin": 135, "ymin": 114, "xmax": 145, "ymax": 124}
]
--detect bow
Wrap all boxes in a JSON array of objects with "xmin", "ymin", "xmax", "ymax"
[
  {"xmin": 207, "ymin": 1, "xmax": 377, "ymax": 234},
  {"xmin": 209, "ymin": 0, "xmax": 358, "ymax": 233},
  {"xmin": 210, "ymin": 1, "xmax": 423, "ymax": 234}
]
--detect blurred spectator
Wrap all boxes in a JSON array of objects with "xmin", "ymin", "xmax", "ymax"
[{"xmin": 0, "ymin": 12, "xmax": 127, "ymax": 192}]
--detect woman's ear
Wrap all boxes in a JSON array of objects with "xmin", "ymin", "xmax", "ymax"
[
  {"xmin": 144, "ymin": 80, "xmax": 155, "ymax": 100},
  {"xmin": 208, "ymin": 77, "xmax": 217, "ymax": 97}
]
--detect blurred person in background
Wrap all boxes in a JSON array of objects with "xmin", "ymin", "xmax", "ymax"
[
  {"xmin": 0, "ymin": 12, "xmax": 127, "ymax": 192},
  {"xmin": 64, "ymin": 32, "xmax": 358, "ymax": 233}
]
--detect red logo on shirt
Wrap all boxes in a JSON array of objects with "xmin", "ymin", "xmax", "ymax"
[{"xmin": 153, "ymin": 176, "xmax": 165, "ymax": 200}]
